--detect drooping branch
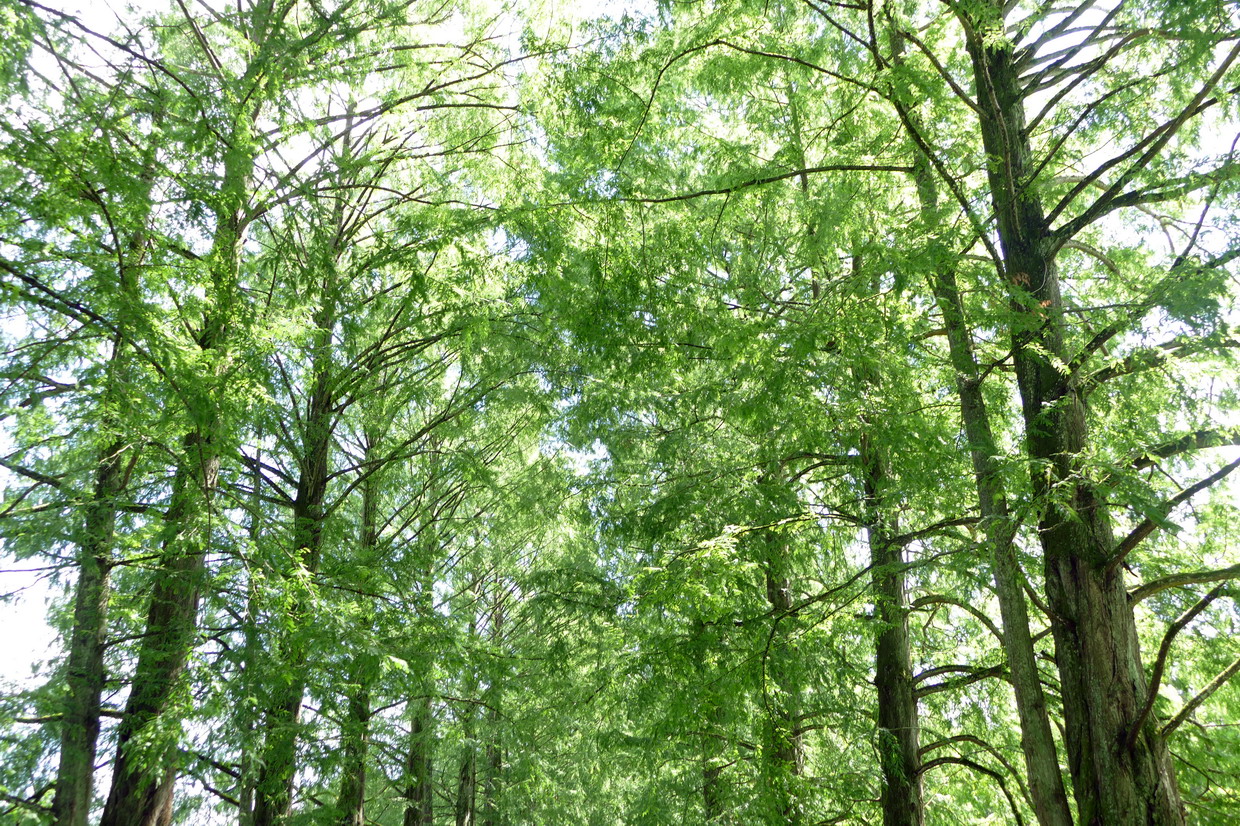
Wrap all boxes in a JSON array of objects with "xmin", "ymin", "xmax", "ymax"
[
  {"xmin": 918, "ymin": 755, "xmax": 1026, "ymax": 826},
  {"xmin": 919, "ymin": 734, "xmax": 1031, "ymax": 808},
  {"xmin": 911, "ymin": 593, "xmax": 1004, "ymax": 644}
]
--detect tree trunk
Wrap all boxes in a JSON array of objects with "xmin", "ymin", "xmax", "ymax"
[
  {"xmin": 53, "ymin": 439, "xmax": 123, "ymax": 826},
  {"xmin": 54, "ymin": 141, "xmax": 155, "ymax": 826},
  {"xmin": 455, "ymin": 740, "xmax": 476, "ymax": 826},
  {"xmin": 928, "ymin": 265, "xmax": 1074, "ymax": 826},
  {"xmin": 755, "ymin": 479, "xmax": 804, "ymax": 825},
  {"xmin": 859, "ymin": 426, "xmax": 924, "ymax": 826},
  {"xmin": 100, "ymin": 435, "xmax": 219, "ymax": 826},
  {"xmin": 252, "ymin": 288, "xmax": 337, "ymax": 826},
  {"xmin": 334, "ymin": 470, "xmax": 379, "ymax": 826},
  {"xmin": 481, "ymin": 601, "xmax": 504, "ymax": 826},
  {"xmin": 334, "ymin": 673, "xmax": 370, "ymax": 826},
  {"xmin": 963, "ymin": 16, "xmax": 1184, "ymax": 823},
  {"xmin": 844, "ymin": 272, "xmax": 924, "ymax": 826},
  {"xmin": 404, "ymin": 694, "xmax": 435, "ymax": 826},
  {"xmin": 99, "ymin": 102, "xmax": 251, "ymax": 826}
]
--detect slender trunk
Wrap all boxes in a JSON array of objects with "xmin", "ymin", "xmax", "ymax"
[
  {"xmin": 334, "ymin": 673, "xmax": 370, "ymax": 826},
  {"xmin": 481, "ymin": 602, "xmax": 503, "ymax": 826},
  {"xmin": 843, "ymin": 255, "xmax": 923, "ymax": 826},
  {"xmin": 455, "ymin": 747, "xmax": 476, "ymax": 826},
  {"xmin": 859, "ymin": 425, "xmax": 924, "ymax": 826},
  {"xmin": 52, "ymin": 437, "xmax": 124, "ymax": 826},
  {"xmin": 334, "ymin": 472, "xmax": 379, "ymax": 826},
  {"xmin": 101, "ymin": 435, "xmax": 220, "ymax": 826},
  {"xmin": 929, "ymin": 266, "xmax": 1074, "ymax": 826},
  {"xmin": 404, "ymin": 694, "xmax": 435, "ymax": 826},
  {"xmin": 760, "ymin": 530, "xmax": 803, "ymax": 824},
  {"xmin": 694, "ymin": 619, "xmax": 725, "ymax": 824},
  {"xmin": 237, "ymin": 433, "xmax": 265, "ymax": 826},
  {"xmin": 456, "ymin": 611, "xmax": 479, "ymax": 826},
  {"xmin": 964, "ymin": 18, "xmax": 1183, "ymax": 824},
  {"xmin": 252, "ymin": 287, "xmax": 336, "ymax": 826},
  {"xmin": 911, "ymin": 139, "xmax": 1073, "ymax": 822},
  {"xmin": 54, "ymin": 142, "xmax": 155, "ymax": 826}
]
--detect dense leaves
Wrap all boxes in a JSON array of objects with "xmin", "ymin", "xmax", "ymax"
[{"xmin": 1, "ymin": 1, "xmax": 1238, "ymax": 825}]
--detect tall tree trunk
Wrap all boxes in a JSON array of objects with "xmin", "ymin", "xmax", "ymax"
[
  {"xmin": 404, "ymin": 694, "xmax": 435, "ymax": 826},
  {"xmin": 481, "ymin": 600, "xmax": 504, "ymax": 826},
  {"xmin": 963, "ymin": 14, "xmax": 1184, "ymax": 823},
  {"xmin": 100, "ymin": 435, "xmax": 220, "ymax": 826},
  {"xmin": 693, "ymin": 619, "xmax": 725, "ymax": 825},
  {"xmin": 334, "ymin": 470, "xmax": 379, "ymax": 826},
  {"xmin": 455, "ymin": 747, "xmax": 476, "ymax": 826},
  {"xmin": 760, "ymin": 532, "xmax": 803, "ymax": 825},
  {"xmin": 252, "ymin": 270, "xmax": 338, "ymax": 826},
  {"xmin": 908, "ymin": 131, "xmax": 1074, "ymax": 823},
  {"xmin": 334, "ymin": 671, "xmax": 371, "ymax": 826},
  {"xmin": 53, "ymin": 434, "xmax": 125, "ymax": 826},
  {"xmin": 859, "ymin": 425, "xmax": 924, "ymax": 826},
  {"xmin": 100, "ymin": 106, "xmax": 252, "ymax": 825},
  {"xmin": 54, "ymin": 141, "xmax": 155, "ymax": 826},
  {"xmin": 928, "ymin": 265, "xmax": 1074, "ymax": 826}
]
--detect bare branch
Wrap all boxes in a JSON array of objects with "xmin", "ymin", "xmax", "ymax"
[
  {"xmin": 1108, "ymin": 457, "xmax": 1240, "ymax": 572},
  {"xmin": 1162, "ymin": 655, "xmax": 1240, "ymax": 739},
  {"xmin": 1128, "ymin": 583, "xmax": 1230, "ymax": 749}
]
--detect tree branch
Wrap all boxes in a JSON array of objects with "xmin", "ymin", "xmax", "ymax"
[
  {"xmin": 1161, "ymin": 654, "xmax": 1240, "ymax": 739},
  {"xmin": 1108, "ymin": 457, "xmax": 1240, "ymax": 572},
  {"xmin": 1127, "ymin": 583, "xmax": 1230, "ymax": 749}
]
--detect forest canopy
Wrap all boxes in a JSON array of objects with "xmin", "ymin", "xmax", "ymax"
[{"xmin": 1, "ymin": 0, "xmax": 1239, "ymax": 824}]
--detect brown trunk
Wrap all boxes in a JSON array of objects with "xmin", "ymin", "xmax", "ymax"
[
  {"xmin": 54, "ymin": 140, "xmax": 155, "ymax": 826},
  {"xmin": 334, "ymin": 674, "xmax": 370, "ymax": 826},
  {"xmin": 860, "ymin": 428, "xmax": 924, "ymax": 826},
  {"xmin": 252, "ymin": 291, "xmax": 337, "ymax": 826},
  {"xmin": 100, "ymin": 436, "xmax": 219, "ymax": 826},
  {"xmin": 964, "ymin": 14, "xmax": 1184, "ymax": 823},
  {"xmin": 756, "ymin": 481, "xmax": 804, "ymax": 824},
  {"xmin": 455, "ymin": 733, "xmax": 476, "ymax": 826},
  {"xmin": 404, "ymin": 695, "xmax": 435, "ymax": 826},
  {"xmin": 99, "ymin": 101, "xmax": 250, "ymax": 825},
  {"xmin": 847, "ymin": 285, "xmax": 923, "ymax": 826},
  {"xmin": 929, "ymin": 265, "xmax": 1074, "ymax": 826},
  {"xmin": 52, "ymin": 440, "xmax": 122, "ymax": 826},
  {"xmin": 481, "ymin": 602, "xmax": 504, "ymax": 826}
]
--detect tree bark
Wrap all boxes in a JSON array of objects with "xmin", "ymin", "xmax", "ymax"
[
  {"xmin": 756, "ymin": 481, "xmax": 804, "ymax": 825},
  {"xmin": 100, "ymin": 435, "xmax": 219, "ymax": 826},
  {"xmin": 404, "ymin": 694, "xmax": 435, "ymax": 826},
  {"xmin": 928, "ymin": 265, "xmax": 1074, "ymax": 826},
  {"xmin": 963, "ymin": 12, "xmax": 1184, "ymax": 823},
  {"xmin": 54, "ymin": 136, "xmax": 155, "ymax": 826},
  {"xmin": 859, "ymin": 426, "xmax": 924, "ymax": 826},
  {"xmin": 334, "ymin": 671, "xmax": 371, "ymax": 826},
  {"xmin": 53, "ymin": 439, "xmax": 123, "ymax": 826},
  {"xmin": 481, "ymin": 601, "xmax": 504, "ymax": 826},
  {"xmin": 100, "ymin": 101, "xmax": 252, "ymax": 824},
  {"xmin": 252, "ymin": 265, "xmax": 338, "ymax": 826}
]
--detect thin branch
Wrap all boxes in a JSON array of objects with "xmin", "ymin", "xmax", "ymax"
[
  {"xmin": 1127, "ymin": 584, "xmax": 1229, "ymax": 749},
  {"xmin": 1108, "ymin": 457, "xmax": 1240, "ymax": 572},
  {"xmin": 1161, "ymin": 655, "xmax": 1240, "ymax": 739},
  {"xmin": 1131, "ymin": 563, "xmax": 1240, "ymax": 604}
]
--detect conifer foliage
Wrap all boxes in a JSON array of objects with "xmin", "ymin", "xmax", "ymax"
[{"xmin": 1, "ymin": 1, "xmax": 1239, "ymax": 825}]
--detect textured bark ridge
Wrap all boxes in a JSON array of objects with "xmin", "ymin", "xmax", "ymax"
[
  {"xmin": 101, "ymin": 439, "xmax": 217, "ymax": 826},
  {"xmin": 862, "ymin": 434, "xmax": 924, "ymax": 826},
  {"xmin": 963, "ymin": 11, "xmax": 1185, "ymax": 823}
]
